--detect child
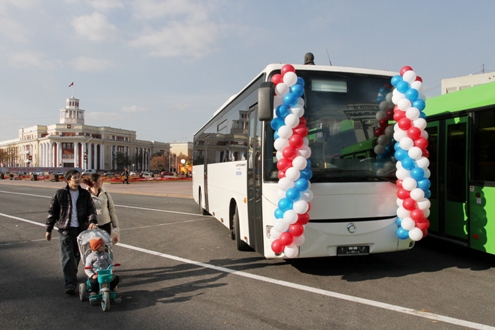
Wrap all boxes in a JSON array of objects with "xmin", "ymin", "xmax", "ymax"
[{"xmin": 85, "ymin": 237, "xmax": 119, "ymax": 294}]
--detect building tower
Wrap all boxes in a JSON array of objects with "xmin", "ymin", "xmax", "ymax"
[{"xmin": 60, "ymin": 97, "xmax": 85, "ymax": 125}]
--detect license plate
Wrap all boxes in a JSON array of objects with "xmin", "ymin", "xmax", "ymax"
[{"xmin": 337, "ymin": 246, "xmax": 369, "ymax": 256}]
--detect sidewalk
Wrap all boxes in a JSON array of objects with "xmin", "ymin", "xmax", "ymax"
[{"xmin": 0, "ymin": 179, "xmax": 193, "ymax": 199}]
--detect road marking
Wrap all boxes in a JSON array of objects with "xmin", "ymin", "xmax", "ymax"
[{"xmin": 1, "ymin": 211, "xmax": 494, "ymax": 329}]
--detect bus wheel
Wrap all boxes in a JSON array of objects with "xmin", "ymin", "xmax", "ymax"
[{"xmin": 234, "ymin": 206, "xmax": 251, "ymax": 251}]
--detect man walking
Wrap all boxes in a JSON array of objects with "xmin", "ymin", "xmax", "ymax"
[
  {"xmin": 123, "ymin": 167, "xmax": 129, "ymax": 184},
  {"xmin": 45, "ymin": 169, "xmax": 98, "ymax": 294}
]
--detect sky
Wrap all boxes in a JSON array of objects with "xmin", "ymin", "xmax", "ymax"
[{"xmin": 1, "ymin": 0, "xmax": 494, "ymax": 144}]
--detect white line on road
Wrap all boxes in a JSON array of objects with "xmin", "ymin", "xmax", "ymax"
[{"xmin": 1, "ymin": 211, "xmax": 494, "ymax": 329}]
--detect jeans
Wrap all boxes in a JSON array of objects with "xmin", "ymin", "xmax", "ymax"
[{"xmin": 59, "ymin": 227, "xmax": 81, "ymax": 289}]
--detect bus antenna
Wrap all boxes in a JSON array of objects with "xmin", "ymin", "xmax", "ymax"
[{"xmin": 326, "ymin": 47, "xmax": 333, "ymax": 66}]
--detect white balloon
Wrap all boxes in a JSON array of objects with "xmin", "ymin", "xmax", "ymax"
[
  {"xmin": 402, "ymin": 177, "xmax": 417, "ymax": 191},
  {"xmin": 410, "ymin": 81, "xmax": 423, "ymax": 92},
  {"xmin": 283, "ymin": 72, "xmax": 298, "ymax": 87},
  {"xmin": 386, "ymin": 92, "xmax": 393, "ymax": 102},
  {"xmin": 285, "ymin": 167, "xmax": 300, "ymax": 181},
  {"xmin": 413, "ymin": 118, "xmax": 427, "ymax": 130},
  {"xmin": 423, "ymin": 168, "xmax": 431, "ymax": 178},
  {"xmin": 409, "ymin": 227, "xmax": 423, "ymax": 241},
  {"xmin": 303, "ymin": 137, "xmax": 309, "ymax": 146},
  {"xmin": 274, "ymin": 219, "xmax": 289, "ymax": 232},
  {"xmin": 292, "ymin": 156, "xmax": 307, "ymax": 170},
  {"xmin": 274, "ymin": 138, "xmax": 289, "ymax": 151},
  {"xmin": 398, "ymin": 99, "xmax": 412, "ymax": 111},
  {"xmin": 300, "ymin": 189, "xmax": 313, "ymax": 202},
  {"xmin": 402, "ymin": 70, "xmax": 416, "ymax": 83},
  {"xmin": 284, "ymin": 244, "xmax": 299, "ymax": 258},
  {"xmin": 408, "ymin": 147, "xmax": 423, "ymax": 160},
  {"xmin": 399, "ymin": 137, "xmax": 414, "ymax": 150},
  {"xmin": 376, "ymin": 168, "xmax": 386, "ymax": 176},
  {"xmin": 379, "ymin": 101, "xmax": 390, "ymax": 111},
  {"xmin": 384, "ymin": 161, "xmax": 396, "ymax": 170},
  {"xmin": 293, "ymin": 200, "xmax": 309, "ymax": 214},
  {"xmin": 274, "ymin": 95, "xmax": 283, "ymax": 107},
  {"xmin": 416, "ymin": 157, "xmax": 430, "ymax": 169},
  {"xmin": 276, "ymin": 150, "xmax": 283, "ymax": 160},
  {"xmin": 278, "ymin": 125, "xmax": 292, "ymax": 139},
  {"xmin": 276, "ymin": 189, "xmax": 286, "ymax": 199},
  {"xmin": 385, "ymin": 125, "xmax": 394, "ymax": 137},
  {"xmin": 397, "ymin": 198, "xmax": 403, "ymax": 207},
  {"xmin": 417, "ymin": 199, "xmax": 431, "ymax": 210},
  {"xmin": 397, "ymin": 206, "xmax": 410, "ymax": 219},
  {"xmin": 275, "ymin": 83, "xmax": 289, "ymax": 96},
  {"xmin": 396, "ymin": 168, "xmax": 411, "ymax": 180},
  {"xmin": 283, "ymin": 210, "xmax": 298, "ymax": 224},
  {"xmin": 374, "ymin": 145, "xmax": 385, "ymax": 155},
  {"xmin": 270, "ymin": 227, "xmax": 282, "ymax": 239},
  {"xmin": 423, "ymin": 208, "xmax": 430, "ymax": 218},
  {"xmin": 419, "ymin": 93, "xmax": 426, "ymax": 101},
  {"xmin": 376, "ymin": 111, "xmax": 386, "ymax": 120},
  {"xmin": 284, "ymin": 114, "xmax": 299, "ymax": 128},
  {"xmin": 405, "ymin": 107, "xmax": 420, "ymax": 120},
  {"xmin": 396, "ymin": 161, "xmax": 403, "ymax": 169},
  {"xmin": 293, "ymin": 234, "xmax": 305, "ymax": 246},
  {"xmin": 297, "ymin": 98, "xmax": 305, "ymax": 107},
  {"xmin": 393, "ymin": 88, "xmax": 405, "ymax": 97},
  {"xmin": 421, "ymin": 130, "xmax": 429, "ymax": 139},
  {"xmin": 377, "ymin": 135, "xmax": 390, "ymax": 146},
  {"xmin": 393, "ymin": 130, "xmax": 407, "ymax": 141},
  {"xmin": 392, "ymin": 94, "xmax": 404, "ymax": 104},
  {"xmin": 291, "ymin": 104, "xmax": 305, "ymax": 118},
  {"xmin": 401, "ymin": 217, "xmax": 416, "ymax": 230},
  {"xmin": 298, "ymin": 145, "xmax": 312, "ymax": 158},
  {"xmin": 277, "ymin": 177, "xmax": 294, "ymax": 191},
  {"xmin": 410, "ymin": 188, "xmax": 425, "ymax": 201}
]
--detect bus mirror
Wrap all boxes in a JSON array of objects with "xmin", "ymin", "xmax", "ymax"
[{"xmin": 258, "ymin": 82, "xmax": 274, "ymax": 121}]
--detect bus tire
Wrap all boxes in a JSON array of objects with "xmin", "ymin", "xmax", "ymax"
[
  {"xmin": 198, "ymin": 189, "xmax": 207, "ymax": 215},
  {"xmin": 234, "ymin": 206, "xmax": 251, "ymax": 251}
]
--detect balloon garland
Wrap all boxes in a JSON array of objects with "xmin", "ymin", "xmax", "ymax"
[
  {"xmin": 373, "ymin": 84, "xmax": 396, "ymax": 176},
  {"xmin": 391, "ymin": 66, "xmax": 431, "ymax": 241},
  {"xmin": 269, "ymin": 64, "xmax": 313, "ymax": 258}
]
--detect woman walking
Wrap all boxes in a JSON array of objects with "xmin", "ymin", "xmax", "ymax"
[{"xmin": 83, "ymin": 173, "xmax": 120, "ymax": 237}]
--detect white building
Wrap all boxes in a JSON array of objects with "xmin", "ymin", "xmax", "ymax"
[
  {"xmin": 0, "ymin": 97, "xmax": 169, "ymax": 172},
  {"xmin": 441, "ymin": 71, "xmax": 495, "ymax": 94}
]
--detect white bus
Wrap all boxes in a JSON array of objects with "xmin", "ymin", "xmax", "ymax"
[{"xmin": 192, "ymin": 62, "xmax": 414, "ymax": 258}]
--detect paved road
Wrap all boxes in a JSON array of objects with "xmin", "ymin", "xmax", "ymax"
[{"xmin": 1, "ymin": 181, "xmax": 495, "ymax": 329}]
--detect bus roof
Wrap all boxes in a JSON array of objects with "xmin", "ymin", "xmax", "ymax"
[
  {"xmin": 425, "ymin": 80, "xmax": 495, "ymax": 116},
  {"xmin": 197, "ymin": 63, "xmax": 397, "ymax": 137}
]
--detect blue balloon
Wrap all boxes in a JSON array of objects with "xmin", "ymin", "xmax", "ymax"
[
  {"xmin": 405, "ymin": 88, "xmax": 419, "ymax": 102},
  {"xmin": 278, "ymin": 198, "xmax": 293, "ymax": 212},
  {"xmin": 306, "ymin": 159, "xmax": 312, "ymax": 169},
  {"xmin": 425, "ymin": 189, "xmax": 431, "ymax": 199},
  {"xmin": 294, "ymin": 178, "xmax": 309, "ymax": 191},
  {"xmin": 376, "ymin": 95, "xmax": 385, "ymax": 103},
  {"xmin": 396, "ymin": 81, "xmax": 410, "ymax": 93},
  {"xmin": 394, "ymin": 141, "xmax": 401, "ymax": 151},
  {"xmin": 283, "ymin": 92, "xmax": 298, "ymax": 107},
  {"xmin": 391, "ymin": 75, "xmax": 403, "ymax": 87},
  {"xmin": 384, "ymin": 144, "xmax": 392, "ymax": 154},
  {"xmin": 410, "ymin": 167, "xmax": 425, "ymax": 181},
  {"xmin": 275, "ymin": 105, "xmax": 290, "ymax": 118},
  {"xmin": 379, "ymin": 86, "xmax": 391, "ymax": 95},
  {"xmin": 270, "ymin": 117, "xmax": 284, "ymax": 131},
  {"xmin": 419, "ymin": 112, "xmax": 427, "ymax": 119},
  {"xmin": 396, "ymin": 227, "xmax": 410, "ymax": 240},
  {"xmin": 394, "ymin": 148, "xmax": 408, "ymax": 161},
  {"xmin": 300, "ymin": 168, "xmax": 313, "ymax": 180},
  {"xmin": 274, "ymin": 131, "xmax": 279, "ymax": 139},
  {"xmin": 395, "ymin": 217, "xmax": 402, "ymax": 226},
  {"xmin": 274, "ymin": 208, "xmax": 284, "ymax": 219},
  {"xmin": 413, "ymin": 99, "xmax": 426, "ymax": 111},
  {"xmin": 373, "ymin": 162, "xmax": 384, "ymax": 169},
  {"xmin": 417, "ymin": 179, "xmax": 431, "ymax": 191},
  {"xmin": 402, "ymin": 157, "xmax": 415, "ymax": 170},
  {"xmin": 286, "ymin": 188, "xmax": 301, "ymax": 202},
  {"xmin": 290, "ymin": 84, "xmax": 304, "ymax": 98},
  {"xmin": 297, "ymin": 77, "xmax": 305, "ymax": 86}
]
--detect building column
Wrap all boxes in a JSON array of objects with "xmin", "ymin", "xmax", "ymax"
[
  {"xmin": 57, "ymin": 142, "xmax": 62, "ymax": 167},
  {"xmin": 81, "ymin": 142, "xmax": 86, "ymax": 170},
  {"xmin": 100, "ymin": 144, "xmax": 105, "ymax": 170},
  {"xmin": 88, "ymin": 143, "xmax": 93, "ymax": 170}
]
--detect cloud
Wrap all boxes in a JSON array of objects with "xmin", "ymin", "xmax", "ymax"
[
  {"xmin": 72, "ymin": 12, "xmax": 118, "ymax": 42},
  {"xmin": 0, "ymin": 0, "xmax": 40, "ymax": 43},
  {"xmin": 86, "ymin": 0, "xmax": 124, "ymax": 12},
  {"xmin": 9, "ymin": 51, "xmax": 54, "ymax": 69},
  {"xmin": 131, "ymin": 0, "xmax": 208, "ymax": 20},
  {"xmin": 122, "ymin": 105, "xmax": 149, "ymax": 113},
  {"xmin": 67, "ymin": 56, "xmax": 115, "ymax": 72}
]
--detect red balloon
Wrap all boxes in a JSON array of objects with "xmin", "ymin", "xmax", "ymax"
[
  {"xmin": 279, "ymin": 232, "xmax": 294, "ymax": 246},
  {"xmin": 397, "ymin": 188, "xmax": 410, "ymax": 200},
  {"xmin": 414, "ymin": 137, "xmax": 428, "ymax": 150},
  {"xmin": 298, "ymin": 117, "xmax": 307, "ymax": 126},
  {"xmin": 396, "ymin": 180, "xmax": 403, "ymax": 189},
  {"xmin": 289, "ymin": 223, "xmax": 304, "ymax": 237},
  {"xmin": 289, "ymin": 134, "xmax": 303, "ymax": 148},
  {"xmin": 271, "ymin": 74, "xmax": 283, "ymax": 85},
  {"xmin": 277, "ymin": 170, "xmax": 286, "ymax": 179},
  {"xmin": 281, "ymin": 64, "xmax": 296, "ymax": 76},
  {"xmin": 379, "ymin": 118, "xmax": 389, "ymax": 128},
  {"xmin": 386, "ymin": 109, "xmax": 394, "ymax": 119},
  {"xmin": 277, "ymin": 158, "xmax": 291, "ymax": 171},
  {"xmin": 374, "ymin": 127, "xmax": 384, "ymax": 137},
  {"xmin": 393, "ymin": 110, "xmax": 406, "ymax": 122},
  {"xmin": 421, "ymin": 229, "xmax": 428, "ymax": 237},
  {"xmin": 402, "ymin": 198, "xmax": 417, "ymax": 211},
  {"xmin": 271, "ymin": 239, "xmax": 284, "ymax": 254},
  {"xmin": 282, "ymin": 146, "xmax": 297, "ymax": 160},
  {"xmin": 293, "ymin": 126, "xmax": 308, "ymax": 137},
  {"xmin": 307, "ymin": 202, "xmax": 311, "ymax": 212},
  {"xmin": 415, "ymin": 76, "xmax": 423, "ymax": 82},
  {"xmin": 400, "ymin": 66, "xmax": 413, "ymax": 76},
  {"xmin": 296, "ymin": 213, "xmax": 310, "ymax": 225},
  {"xmin": 410, "ymin": 208, "xmax": 424, "ymax": 221},
  {"xmin": 415, "ymin": 219, "xmax": 430, "ymax": 230},
  {"xmin": 422, "ymin": 149, "xmax": 430, "ymax": 158},
  {"xmin": 398, "ymin": 118, "xmax": 412, "ymax": 130},
  {"xmin": 407, "ymin": 127, "xmax": 421, "ymax": 140}
]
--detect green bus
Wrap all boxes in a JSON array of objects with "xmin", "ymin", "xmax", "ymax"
[{"xmin": 424, "ymin": 81, "xmax": 495, "ymax": 254}]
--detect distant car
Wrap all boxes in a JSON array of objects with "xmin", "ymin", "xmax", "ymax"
[
  {"xmin": 104, "ymin": 172, "xmax": 115, "ymax": 177},
  {"xmin": 130, "ymin": 171, "xmax": 137, "ymax": 176},
  {"xmin": 161, "ymin": 171, "xmax": 174, "ymax": 176},
  {"xmin": 141, "ymin": 171, "xmax": 153, "ymax": 178}
]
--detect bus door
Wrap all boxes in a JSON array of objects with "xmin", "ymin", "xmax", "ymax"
[
  {"xmin": 427, "ymin": 116, "xmax": 469, "ymax": 242},
  {"xmin": 247, "ymin": 106, "xmax": 264, "ymax": 252}
]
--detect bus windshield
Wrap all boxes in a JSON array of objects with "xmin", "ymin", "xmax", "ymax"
[{"xmin": 266, "ymin": 70, "xmax": 395, "ymax": 183}]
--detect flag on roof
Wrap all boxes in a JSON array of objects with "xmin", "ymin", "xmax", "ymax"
[{"xmin": 68, "ymin": 82, "xmax": 74, "ymax": 87}]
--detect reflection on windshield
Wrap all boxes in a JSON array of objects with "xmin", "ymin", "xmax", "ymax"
[{"xmin": 265, "ymin": 70, "xmax": 397, "ymax": 183}]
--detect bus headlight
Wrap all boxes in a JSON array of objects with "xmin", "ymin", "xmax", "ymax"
[{"xmin": 266, "ymin": 225, "xmax": 273, "ymax": 238}]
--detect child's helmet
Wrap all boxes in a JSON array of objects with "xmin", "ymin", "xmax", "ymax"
[{"xmin": 90, "ymin": 237, "xmax": 104, "ymax": 251}]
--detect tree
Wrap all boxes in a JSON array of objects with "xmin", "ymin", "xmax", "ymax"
[
  {"xmin": 113, "ymin": 152, "xmax": 130, "ymax": 170},
  {"xmin": 150, "ymin": 155, "xmax": 167, "ymax": 171}
]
